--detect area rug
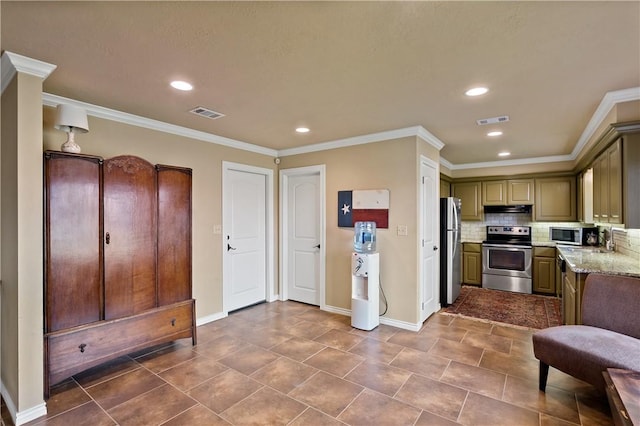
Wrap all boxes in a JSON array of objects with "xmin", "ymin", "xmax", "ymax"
[{"xmin": 442, "ymin": 286, "xmax": 561, "ymax": 329}]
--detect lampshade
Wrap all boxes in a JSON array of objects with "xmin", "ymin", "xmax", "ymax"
[{"xmin": 54, "ymin": 104, "xmax": 89, "ymax": 133}]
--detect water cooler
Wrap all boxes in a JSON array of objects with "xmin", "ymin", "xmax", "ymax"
[{"xmin": 351, "ymin": 222, "xmax": 379, "ymax": 331}]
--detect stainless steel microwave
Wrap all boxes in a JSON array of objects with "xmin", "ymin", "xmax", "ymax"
[{"xmin": 549, "ymin": 227, "xmax": 599, "ymax": 246}]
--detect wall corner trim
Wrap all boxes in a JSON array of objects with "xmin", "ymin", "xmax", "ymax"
[{"xmin": 1, "ymin": 51, "xmax": 56, "ymax": 94}]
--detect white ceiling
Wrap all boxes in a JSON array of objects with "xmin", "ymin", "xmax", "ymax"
[{"xmin": 2, "ymin": 1, "xmax": 639, "ymax": 167}]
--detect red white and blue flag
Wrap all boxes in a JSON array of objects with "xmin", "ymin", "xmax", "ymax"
[{"xmin": 338, "ymin": 189, "xmax": 389, "ymax": 228}]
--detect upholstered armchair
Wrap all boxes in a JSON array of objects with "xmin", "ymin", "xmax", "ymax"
[{"xmin": 532, "ymin": 273, "xmax": 640, "ymax": 391}]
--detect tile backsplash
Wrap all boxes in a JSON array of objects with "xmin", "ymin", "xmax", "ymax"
[{"xmin": 460, "ymin": 213, "xmax": 640, "ymax": 261}]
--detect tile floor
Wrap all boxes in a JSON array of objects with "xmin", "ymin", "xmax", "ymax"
[{"xmin": 7, "ymin": 301, "xmax": 613, "ymax": 425}]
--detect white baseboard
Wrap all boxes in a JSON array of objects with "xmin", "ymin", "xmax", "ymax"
[
  {"xmin": 1, "ymin": 380, "xmax": 47, "ymax": 426},
  {"xmin": 322, "ymin": 304, "xmax": 421, "ymax": 332},
  {"xmin": 195, "ymin": 311, "xmax": 227, "ymax": 326}
]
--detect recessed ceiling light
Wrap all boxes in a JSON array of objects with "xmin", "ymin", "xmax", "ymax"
[
  {"xmin": 487, "ymin": 131, "xmax": 503, "ymax": 137},
  {"xmin": 498, "ymin": 151, "xmax": 511, "ymax": 157},
  {"xmin": 465, "ymin": 87, "xmax": 488, "ymax": 97},
  {"xmin": 170, "ymin": 80, "xmax": 193, "ymax": 91},
  {"xmin": 296, "ymin": 127, "xmax": 310, "ymax": 133}
]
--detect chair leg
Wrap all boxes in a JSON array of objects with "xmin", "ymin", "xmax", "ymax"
[{"xmin": 539, "ymin": 361, "xmax": 549, "ymax": 392}]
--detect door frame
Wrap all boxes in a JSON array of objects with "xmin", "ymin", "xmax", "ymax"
[
  {"xmin": 418, "ymin": 155, "xmax": 440, "ymax": 323},
  {"xmin": 279, "ymin": 165, "xmax": 326, "ymax": 308},
  {"xmin": 222, "ymin": 161, "xmax": 276, "ymax": 313}
]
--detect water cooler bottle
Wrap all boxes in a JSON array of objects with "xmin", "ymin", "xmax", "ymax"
[{"xmin": 351, "ymin": 222, "xmax": 379, "ymax": 331}]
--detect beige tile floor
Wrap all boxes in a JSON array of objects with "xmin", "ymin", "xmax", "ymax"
[{"xmin": 10, "ymin": 301, "xmax": 613, "ymax": 425}]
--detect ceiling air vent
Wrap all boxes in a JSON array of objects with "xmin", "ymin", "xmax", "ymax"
[
  {"xmin": 476, "ymin": 115, "xmax": 510, "ymax": 126},
  {"xmin": 189, "ymin": 106, "xmax": 225, "ymax": 120}
]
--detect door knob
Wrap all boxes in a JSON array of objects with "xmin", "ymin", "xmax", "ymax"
[
  {"xmin": 314, "ymin": 244, "xmax": 321, "ymax": 249},
  {"xmin": 227, "ymin": 243, "xmax": 236, "ymax": 251},
  {"xmin": 433, "ymin": 246, "xmax": 438, "ymax": 251}
]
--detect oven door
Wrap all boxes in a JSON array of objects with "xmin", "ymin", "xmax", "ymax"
[{"xmin": 482, "ymin": 244, "xmax": 532, "ymax": 278}]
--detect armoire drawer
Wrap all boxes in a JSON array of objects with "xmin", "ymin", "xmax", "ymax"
[{"xmin": 46, "ymin": 300, "xmax": 195, "ymax": 386}]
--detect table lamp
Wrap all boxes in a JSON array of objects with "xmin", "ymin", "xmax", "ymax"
[{"xmin": 54, "ymin": 104, "xmax": 89, "ymax": 153}]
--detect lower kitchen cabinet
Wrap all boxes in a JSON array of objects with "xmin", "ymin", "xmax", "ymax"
[
  {"xmin": 463, "ymin": 242, "xmax": 482, "ymax": 286},
  {"xmin": 562, "ymin": 268, "xmax": 588, "ymax": 325},
  {"xmin": 533, "ymin": 246, "xmax": 556, "ymax": 294}
]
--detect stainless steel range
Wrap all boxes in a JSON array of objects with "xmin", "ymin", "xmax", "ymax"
[{"xmin": 482, "ymin": 226, "xmax": 532, "ymax": 294}]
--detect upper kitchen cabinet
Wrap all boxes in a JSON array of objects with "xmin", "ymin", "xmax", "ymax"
[
  {"xmin": 585, "ymin": 122, "xmax": 640, "ymax": 228},
  {"xmin": 482, "ymin": 179, "xmax": 534, "ymax": 206},
  {"xmin": 452, "ymin": 181, "xmax": 482, "ymax": 221},
  {"xmin": 507, "ymin": 179, "xmax": 535, "ymax": 205},
  {"xmin": 482, "ymin": 180, "xmax": 506, "ymax": 205},
  {"xmin": 440, "ymin": 175, "xmax": 451, "ymax": 198},
  {"xmin": 534, "ymin": 176, "xmax": 576, "ymax": 221},
  {"xmin": 593, "ymin": 140, "xmax": 622, "ymax": 224}
]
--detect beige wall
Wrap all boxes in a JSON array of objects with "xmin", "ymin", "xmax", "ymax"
[
  {"xmin": 43, "ymin": 107, "xmax": 277, "ymax": 319},
  {"xmin": 1, "ymin": 72, "xmax": 46, "ymax": 418},
  {"xmin": 280, "ymin": 136, "xmax": 439, "ymax": 324}
]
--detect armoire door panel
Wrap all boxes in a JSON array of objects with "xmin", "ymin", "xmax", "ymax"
[
  {"xmin": 45, "ymin": 152, "xmax": 103, "ymax": 332},
  {"xmin": 157, "ymin": 165, "xmax": 192, "ymax": 305},
  {"xmin": 103, "ymin": 156, "xmax": 158, "ymax": 319}
]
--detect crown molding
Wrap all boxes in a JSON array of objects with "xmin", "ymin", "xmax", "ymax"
[
  {"xmin": 448, "ymin": 154, "xmax": 574, "ymax": 171},
  {"xmin": 442, "ymin": 87, "xmax": 640, "ymax": 171},
  {"xmin": 1, "ymin": 51, "xmax": 56, "ymax": 94},
  {"xmin": 277, "ymin": 125, "xmax": 444, "ymax": 157},
  {"xmin": 571, "ymin": 87, "xmax": 640, "ymax": 159},
  {"xmin": 41, "ymin": 84, "xmax": 638, "ymax": 168},
  {"xmin": 42, "ymin": 93, "xmax": 278, "ymax": 157}
]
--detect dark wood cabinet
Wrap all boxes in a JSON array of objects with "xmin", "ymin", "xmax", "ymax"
[
  {"xmin": 44, "ymin": 151, "xmax": 195, "ymax": 398},
  {"xmin": 45, "ymin": 152, "xmax": 103, "ymax": 332},
  {"xmin": 157, "ymin": 165, "xmax": 192, "ymax": 306}
]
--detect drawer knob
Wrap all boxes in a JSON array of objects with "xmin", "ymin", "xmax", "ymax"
[
  {"xmin": 171, "ymin": 318, "xmax": 176, "ymax": 327},
  {"xmin": 79, "ymin": 343, "xmax": 87, "ymax": 353}
]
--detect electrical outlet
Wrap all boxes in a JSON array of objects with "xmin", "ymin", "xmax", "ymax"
[
  {"xmin": 213, "ymin": 225, "xmax": 222, "ymax": 234},
  {"xmin": 397, "ymin": 225, "xmax": 408, "ymax": 236}
]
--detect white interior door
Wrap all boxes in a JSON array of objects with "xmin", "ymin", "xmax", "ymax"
[
  {"xmin": 287, "ymin": 173, "xmax": 321, "ymax": 305},
  {"xmin": 420, "ymin": 157, "xmax": 439, "ymax": 321},
  {"xmin": 281, "ymin": 165, "xmax": 325, "ymax": 308},
  {"xmin": 223, "ymin": 167, "xmax": 267, "ymax": 312}
]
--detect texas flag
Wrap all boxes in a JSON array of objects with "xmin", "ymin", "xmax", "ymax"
[{"xmin": 338, "ymin": 189, "xmax": 389, "ymax": 228}]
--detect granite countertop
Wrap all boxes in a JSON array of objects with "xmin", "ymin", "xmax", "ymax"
[{"xmin": 557, "ymin": 246, "xmax": 640, "ymax": 278}]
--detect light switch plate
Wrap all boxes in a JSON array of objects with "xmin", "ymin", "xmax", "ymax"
[
  {"xmin": 213, "ymin": 225, "xmax": 222, "ymax": 234},
  {"xmin": 397, "ymin": 225, "xmax": 408, "ymax": 236}
]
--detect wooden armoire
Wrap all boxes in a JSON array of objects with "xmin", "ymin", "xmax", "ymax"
[{"xmin": 43, "ymin": 151, "xmax": 196, "ymax": 398}]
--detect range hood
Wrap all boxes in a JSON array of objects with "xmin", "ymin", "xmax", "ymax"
[{"xmin": 484, "ymin": 205, "xmax": 532, "ymax": 214}]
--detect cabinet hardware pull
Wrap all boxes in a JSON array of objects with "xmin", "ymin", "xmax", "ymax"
[
  {"xmin": 105, "ymin": 232, "xmax": 110, "ymax": 244},
  {"xmin": 171, "ymin": 318, "xmax": 176, "ymax": 326},
  {"xmin": 79, "ymin": 343, "xmax": 87, "ymax": 353}
]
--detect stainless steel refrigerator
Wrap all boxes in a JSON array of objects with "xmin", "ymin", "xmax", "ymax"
[{"xmin": 440, "ymin": 197, "xmax": 462, "ymax": 306}]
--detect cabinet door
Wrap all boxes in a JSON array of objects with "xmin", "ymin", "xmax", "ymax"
[
  {"xmin": 440, "ymin": 179, "xmax": 451, "ymax": 198},
  {"xmin": 452, "ymin": 182, "xmax": 482, "ymax": 221},
  {"xmin": 104, "ymin": 156, "xmax": 157, "ymax": 319},
  {"xmin": 607, "ymin": 140, "xmax": 622, "ymax": 224},
  {"xmin": 157, "ymin": 166, "xmax": 192, "ymax": 305},
  {"xmin": 533, "ymin": 257, "xmax": 555, "ymax": 294},
  {"xmin": 45, "ymin": 153, "xmax": 103, "ymax": 332},
  {"xmin": 482, "ymin": 181, "xmax": 506, "ymax": 205},
  {"xmin": 597, "ymin": 155, "xmax": 610, "ymax": 222},
  {"xmin": 562, "ymin": 275, "xmax": 576, "ymax": 325},
  {"xmin": 534, "ymin": 177, "xmax": 576, "ymax": 221},
  {"xmin": 463, "ymin": 252, "xmax": 481, "ymax": 285},
  {"xmin": 507, "ymin": 179, "xmax": 534, "ymax": 205}
]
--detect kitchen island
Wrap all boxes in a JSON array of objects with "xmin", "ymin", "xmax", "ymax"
[
  {"xmin": 557, "ymin": 246, "xmax": 640, "ymax": 324},
  {"xmin": 558, "ymin": 246, "xmax": 640, "ymax": 278}
]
